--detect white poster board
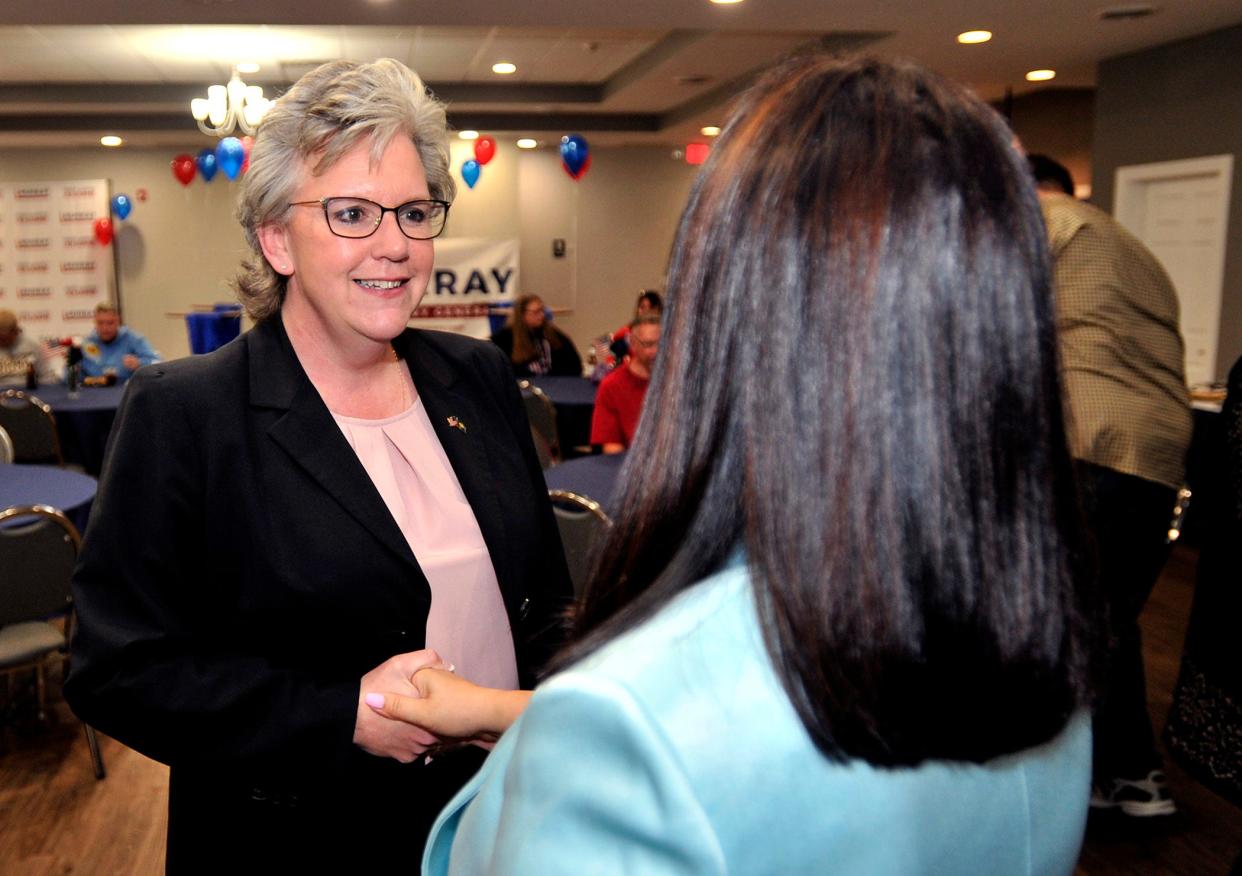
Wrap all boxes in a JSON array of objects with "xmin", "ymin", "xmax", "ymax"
[
  {"xmin": 0, "ymin": 179, "xmax": 115, "ymax": 346},
  {"xmin": 410, "ymin": 237, "xmax": 519, "ymax": 338}
]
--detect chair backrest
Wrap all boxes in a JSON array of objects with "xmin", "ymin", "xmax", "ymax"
[
  {"xmin": 518, "ymin": 380, "xmax": 560, "ymax": 463},
  {"xmin": 0, "ymin": 389, "xmax": 63, "ymax": 465},
  {"xmin": 529, "ymin": 424, "xmax": 556, "ymax": 471},
  {"xmin": 0, "ymin": 424, "xmax": 13, "ymax": 464},
  {"xmin": 0, "ymin": 505, "xmax": 80, "ymax": 627},
  {"xmin": 548, "ymin": 489, "xmax": 611, "ymax": 598}
]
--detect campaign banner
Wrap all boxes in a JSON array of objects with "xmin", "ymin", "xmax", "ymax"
[
  {"xmin": 0, "ymin": 179, "xmax": 114, "ymax": 347},
  {"xmin": 411, "ymin": 237, "xmax": 519, "ymax": 338}
]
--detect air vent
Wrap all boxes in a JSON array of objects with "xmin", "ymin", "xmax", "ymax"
[
  {"xmin": 673, "ymin": 75, "xmax": 713, "ymax": 86},
  {"xmin": 1098, "ymin": 4, "xmax": 1158, "ymax": 21}
]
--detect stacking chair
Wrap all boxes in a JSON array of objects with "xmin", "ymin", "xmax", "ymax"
[
  {"xmin": 548, "ymin": 489, "xmax": 612, "ymax": 598},
  {"xmin": 518, "ymin": 380, "xmax": 560, "ymax": 466},
  {"xmin": 0, "ymin": 505, "xmax": 105, "ymax": 779},
  {"xmin": 529, "ymin": 424, "xmax": 556, "ymax": 471},
  {"xmin": 0, "ymin": 389, "xmax": 64, "ymax": 466},
  {"xmin": 0, "ymin": 424, "xmax": 14, "ymax": 463}
]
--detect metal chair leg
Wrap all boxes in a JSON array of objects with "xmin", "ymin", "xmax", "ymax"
[{"xmin": 84, "ymin": 723, "xmax": 106, "ymax": 780}]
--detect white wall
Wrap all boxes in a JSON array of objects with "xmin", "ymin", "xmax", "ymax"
[{"xmin": 0, "ymin": 142, "xmax": 701, "ymax": 361}]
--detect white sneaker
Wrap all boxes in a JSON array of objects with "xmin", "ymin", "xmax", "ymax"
[{"xmin": 1090, "ymin": 770, "xmax": 1177, "ymax": 817}]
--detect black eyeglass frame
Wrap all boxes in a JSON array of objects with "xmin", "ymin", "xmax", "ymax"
[{"xmin": 288, "ymin": 197, "xmax": 452, "ymax": 241}]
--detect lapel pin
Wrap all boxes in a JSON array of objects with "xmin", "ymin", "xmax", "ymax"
[{"xmin": 447, "ymin": 416, "xmax": 467, "ymax": 433}]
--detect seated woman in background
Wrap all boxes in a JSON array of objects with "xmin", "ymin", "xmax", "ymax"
[
  {"xmin": 371, "ymin": 54, "xmax": 1100, "ymax": 875},
  {"xmin": 490, "ymin": 293, "xmax": 582, "ymax": 377}
]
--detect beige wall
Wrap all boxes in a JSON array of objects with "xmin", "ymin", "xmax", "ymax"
[{"xmin": 0, "ymin": 142, "xmax": 700, "ymax": 363}]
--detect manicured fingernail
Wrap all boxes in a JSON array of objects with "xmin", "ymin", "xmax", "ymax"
[{"xmin": 365, "ymin": 693, "xmax": 385, "ymax": 708}]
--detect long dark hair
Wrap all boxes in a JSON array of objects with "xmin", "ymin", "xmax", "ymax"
[
  {"xmin": 557, "ymin": 55, "xmax": 1096, "ymax": 766},
  {"xmin": 507, "ymin": 293, "xmax": 566, "ymax": 366}
]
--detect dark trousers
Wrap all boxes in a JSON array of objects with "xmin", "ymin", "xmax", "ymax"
[
  {"xmin": 164, "ymin": 746, "xmax": 486, "ymax": 874},
  {"xmin": 1078, "ymin": 461, "xmax": 1177, "ymax": 782}
]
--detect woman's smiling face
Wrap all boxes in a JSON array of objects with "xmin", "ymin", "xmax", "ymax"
[{"xmin": 268, "ymin": 135, "xmax": 435, "ymax": 351}]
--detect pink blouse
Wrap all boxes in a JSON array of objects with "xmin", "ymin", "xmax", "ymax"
[{"xmin": 330, "ymin": 373, "xmax": 518, "ymax": 691}]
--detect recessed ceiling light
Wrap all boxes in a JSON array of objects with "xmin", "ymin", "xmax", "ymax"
[
  {"xmin": 100, "ymin": 135, "xmax": 123, "ymax": 147},
  {"xmin": 957, "ymin": 30, "xmax": 992, "ymax": 44},
  {"xmin": 492, "ymin": 62, "xmax": 517, "ymax": 75},
  {"xmin": 1025, "ymin": 69, "xmax": 1056, "ymax": 82},
  {"xmin": 700, "ymin": 125, "xmax": 721, "ymax": 137},
  {"xmin": 458, "ymin": 130, "xmax": 479, "ymax": 140},
  {"xmin": 710, "ymin": 0, "xmax": 745, "ymax": 4},
  {"xmin": 236, "ymin": 62, "xmax": 260, "ymax": 74},
  {"xmin": 516, "ymin": 138, "xmax": 538, "ymax": 149}
]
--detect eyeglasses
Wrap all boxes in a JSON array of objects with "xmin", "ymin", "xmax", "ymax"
[{"xmin": 289, "ymin": 197, "xmax": 450, "ymax": 240}]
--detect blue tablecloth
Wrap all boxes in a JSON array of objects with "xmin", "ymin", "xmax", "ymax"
[
  {"xmin": 529, "ymin": 376, "xmax": 597, "ymax": 451},
  {"xmin": 529, "ymin": 376, "xmax": 597, "ymax": 408},
  {"xmin": 0, "ymin": 463, "xmax": 98, "ymax": 534},
  {"xmin": 544, "ymin": 452, "xmax": 626, "ymax": 513},
  {"xmin": 27, "ymin": 383, "xmax": 126, "ymax": 476}
]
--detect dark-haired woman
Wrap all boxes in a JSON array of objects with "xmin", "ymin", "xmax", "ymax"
[
  {"xmin": 489, "ymin": 293, "xmax": 582, "ymax": 377},
  {"xmin": 372, "ymin": 55, "xmax": 1098, "ymax": 874}
]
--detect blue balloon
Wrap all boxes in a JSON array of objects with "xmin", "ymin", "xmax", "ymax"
[
  {"xmin": 196, "ymin": 148, "xmax": 219, "ymax": 182},
  {"xmin": 461, "ymin": 159, "xmax": 481, "ymax": 190},
  {"xmin": 110, "ymin": 193, "xmax": 132, "ymax": 220},
  {"xmin": 216, "ymin": 137, "xmax": 245, "ymax": 181},
  {"xmin": 560, "ymin": 134, "xmax": 589, "ymax": 177}
]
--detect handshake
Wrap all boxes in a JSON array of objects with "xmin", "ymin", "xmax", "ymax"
[{"xmin": 353, "ymin": 649, "xmax": 530, "ymax": 764}]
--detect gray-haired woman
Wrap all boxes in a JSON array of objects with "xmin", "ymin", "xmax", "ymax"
[{"xmin": 65, "ymin": 59, "xmax": 571, "ymax": 871}]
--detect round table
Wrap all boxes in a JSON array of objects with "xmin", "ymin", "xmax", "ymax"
[
  {"xmin": 529, "ymin": 376, "xmax": 597, "ymax": 451},
  {"xmin": 544, "ymin": 452, "xmax": 627, "ymax": 514},
  {"xmin": 0, "ymin": 463, "xmax": 98, "ymax": 534},
  {"xmin": 27, "ymin": 383, "xmax": 126, "ymax": 476}
]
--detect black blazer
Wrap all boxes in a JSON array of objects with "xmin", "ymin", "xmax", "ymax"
[{"xmin": 65, "ymin": 315, "xmax": 572, "ymax": 870}]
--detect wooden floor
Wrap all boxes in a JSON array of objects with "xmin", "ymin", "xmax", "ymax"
[{"xmin": 1, "ymin": 545, "xmax": 1239, "ymax": 874}]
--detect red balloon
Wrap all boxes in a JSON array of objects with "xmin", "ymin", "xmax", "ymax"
[
  {"xmin": 93, "ymin": 217, "xmax": 114, "ymax": 245},
  {"xmin": 474, "ymin": 136, "xmax": 496, "ymax": 166},
  {"xmin": 240, "ymin": 135, "xmax": 254, "ymax": 175},
  {"xmin": 171, "ymin": 153, "xmax": 196, "ymax": 186}
]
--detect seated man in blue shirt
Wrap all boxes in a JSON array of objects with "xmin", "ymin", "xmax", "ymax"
[{"xmin": 82, "ymin": 302, "xmax": 161, "ymax": 381}]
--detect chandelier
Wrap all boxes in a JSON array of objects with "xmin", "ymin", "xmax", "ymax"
[{"xmin": 190, "ymin": 68, "xmax": 272, "ymax": 137}]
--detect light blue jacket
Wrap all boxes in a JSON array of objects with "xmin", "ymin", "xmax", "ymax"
[
  {"xmin": 424, "ymin": 563, "xmax": 1091, "ymax": 875},
  {"xmin": 81, "ymin": 326, "xmax": 160, "ymax": 380}
]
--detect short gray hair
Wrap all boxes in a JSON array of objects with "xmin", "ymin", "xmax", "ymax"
[{"xmin": 234, "ymin": 58, "xmax": 456, "ymax": 321}]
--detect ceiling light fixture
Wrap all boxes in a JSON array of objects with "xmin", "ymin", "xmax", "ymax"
[
  {"xmin": 1025, "ymin": 69, "xmax": 1056, "ymax": 82},
  {"xmin": 710, "ymin": 0, "xmax": 745, "ymax": 5},
  {"xmin": 458, "ymin": 130, "xmax": 480, "ymax": 140},
  {"xmin": 492, "ymin": 62, "xmax": 517, "ymax": 75},
  {"xmin": 516, "ymin": 138, "xmax": 538, "ymax": 149},
  {"xmin": 957, "ymin": 30, "xmax": 993, "ymax": 44},
  {"xmin": 236, "ymin": 62, "xmax": 260, "ymax": 74},
  {"xmin": 100, "ymin": 135, "xmax": 123, "ymax": 147},
  {"xmin": 190, "ymin": 67, "xmax": 272, "ymax": 137},
  {"xmin": 700, "ymin": 125, "xmax": 721, "ymax": 136}
]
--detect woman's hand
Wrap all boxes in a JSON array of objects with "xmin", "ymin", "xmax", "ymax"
[
  {"xmin": 365, "ymin": 669, "xmax": 532, "ymax": 746},
  {"xmin": 353, "ymin": 649, "xmax": 449, "ymax": 763}
]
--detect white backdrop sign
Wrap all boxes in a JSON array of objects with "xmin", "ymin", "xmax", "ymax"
[
  {"xmin": 410, "ymin": 237, "xmax": 519, "ymax": 338},
  {"xmin": 0, "ymin": 179, "xmax": 114, "ymax": 344}
]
